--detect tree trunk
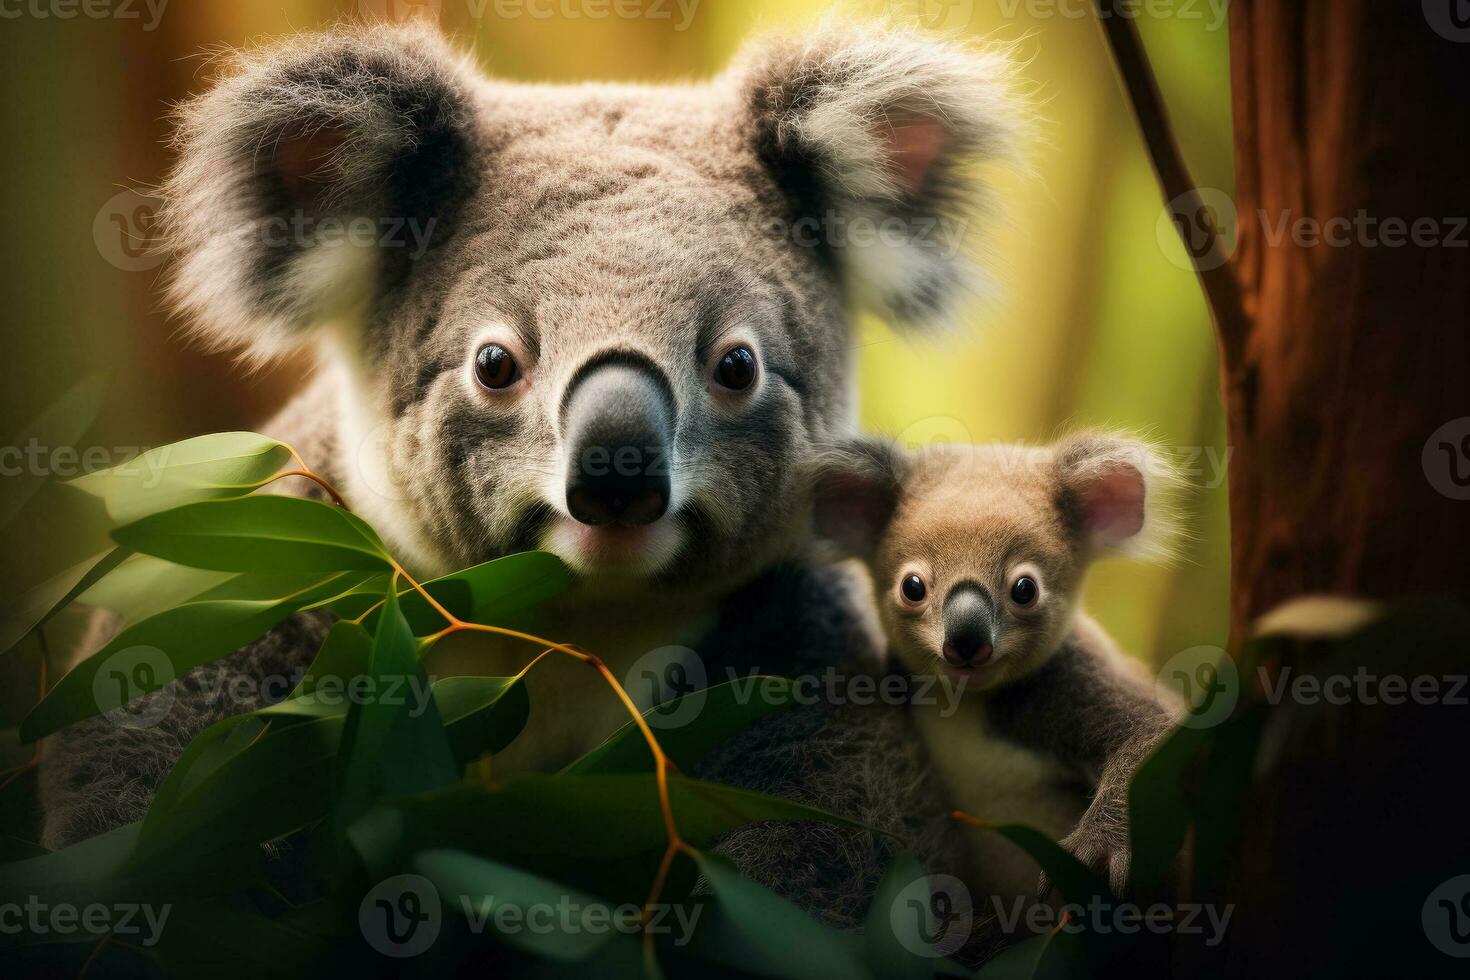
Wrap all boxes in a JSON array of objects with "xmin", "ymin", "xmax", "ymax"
[
  {"xmin": 1224, "ymin": 0, "xmax": 1470, "ymax": 642},
  {"xmin": 1099, "ymin": 3, "xmax": 1470, "ymax": 973}
]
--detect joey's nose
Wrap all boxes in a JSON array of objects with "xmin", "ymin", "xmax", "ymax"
[
  {"xmin": 563, "ymin": 358, "xmax": 674, "ymax": 528},
  {"xmin": 942, "ymin": 583, "xmax": 996, "ymax": 666}
]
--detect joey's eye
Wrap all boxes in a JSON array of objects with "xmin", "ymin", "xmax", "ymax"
[
  {"xmin": 713, "ymin": 346, "xmax": 756, "ymax": 391},
  {"xmin": 900, "ymin": 574, "xmax": 928, "ymax": 605},
  {"xmin": 474, "ymin": 344, "xmax": 520, "ymax": 390},
  {"xmin": 1010, "ymin": 576, "xmax": 1039, "ymax": 607}
]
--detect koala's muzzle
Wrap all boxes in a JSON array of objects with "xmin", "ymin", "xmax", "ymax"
[
  {"xmin": 562, "ymin": 358, "xmax": 675, "ymax": 528},
  {"xmin": 942, "ymin": 582, "xmax": 996, "ymax": 666}
]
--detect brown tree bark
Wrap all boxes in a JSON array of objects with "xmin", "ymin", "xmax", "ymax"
[
  {"xmin": 1097, "ymin": 3, "xmax": 1470, "ymax": 974},
  {"xmin": 1224, "ymin": 0, "xmax": 1470, "ymax": 642}
]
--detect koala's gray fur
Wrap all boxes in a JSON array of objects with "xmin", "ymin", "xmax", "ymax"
[{"xmin": 40, "ymin": 19, "xmax": 1022, "ymax": 933}]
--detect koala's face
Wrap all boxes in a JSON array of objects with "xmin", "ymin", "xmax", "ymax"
[
  {"xmin": 873, "ymin": 446, "xmax": 1083, "ymax": 690},
  {"xmin": 364, "ymin": 130, "xmax": 841, "ymax": 587},
  {"xmin": 815, "ymin": 436, "xmax": 1163, "ymax": 691},
  {"xmin": 160, "ymin": 24, "xmax": 1017, "ymax": 591}
]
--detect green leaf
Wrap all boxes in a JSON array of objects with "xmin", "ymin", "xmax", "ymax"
[
  {"xmin": 0, "ymin": 547, "xmax": 129, "ymax": 655},
  {"xmin": 74, "ymin": 553, "xmax": 237, "ymax": 624},
  {"xmin": 113, "ymin": 495, "xmax": 392, "ymax": 573},
  {"xmin": 20, "ymin": 572, "xmax": 368, "ymax": 741},
  {"xmin": 69, "ymin": 430, "xmax": 292, "ymax": 525},
  {"xmin": 144, "ymin": 715, "xmax": 271, "ymax": 827},
  {"xmin": 414, "ymin": 848, "xmax": 622, "ymax": 961},
  {"xmin": 286, "ymin": 619, "xmax": 373, "ymax": 700},
  {"xmin": 862, "ymin": 853, "xmax": 934, "ymax": 980},
  {"xmin": 129, "ymin": 669, "xmax": 528, "ymax": 869},
  {"xmin": 965, "ymin": 822, "xmax": 1111, "ymax": 908},
  {"xmin": 694, "ymin": 851, "xmax": 868, "ymax": 980},
  {"xmin": 962, "ymin": 821, "xmax": 1119, "ymax": 968},
  {"xmin": 0, "ymin": 373, "xmax": 107, "ymax": 530},
  {"xmin": 334, "ymin": 588, "xmax": 459, "ymax": 830},
  {"xmin": 563, "ymin": 676, "xmax": 800, "ymax": 775},
  {"xmin": 974, "ymin": 926, "xmax": 1088, "ymax": 979},
  {"xmin": 143, "ymin": 898, "xmax": 347, "ymax": 979},
  {"xmin": 432, "ymin": 676, "xmax": 531, "ymax": 760},
  {"xmin": 1126, "ymin": 722, "xmax": 1209, "ymax": 894},
  {"xmin": 347, "ymin": 774, "xmax": 868, "ymax": 909},
  {"xmin": 361, "ymin": 551, "xmax": 570, "ymax": 635},
  {"xmin": 125, "ymin": 713, "xmax": 342, "ymax": 870}
]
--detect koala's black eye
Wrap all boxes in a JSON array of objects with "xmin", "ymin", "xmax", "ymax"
[
  {"xmin": 1010, "ymin": 576, "xmax": 1039, "ymax": 607},
  {"xmin": 474, "ymin": 344, "xmax": 520, "ymax": 390},
  {"xmin": 713, "ymin": 346, "xmax": 756, "ymax": 391},
  {"xmin": 900, "ymin": 574, "xmax": 927, "ymax": 605}
]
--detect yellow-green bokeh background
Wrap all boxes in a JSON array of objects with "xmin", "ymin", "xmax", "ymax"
[{"xmin": 0, "ymin": 0, "xmax": 1233, "ymax": 724}]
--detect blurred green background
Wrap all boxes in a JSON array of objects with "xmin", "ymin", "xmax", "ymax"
[{"xmin": 0, "ymin": 0, "xmax": 1233, "ymax": 729}]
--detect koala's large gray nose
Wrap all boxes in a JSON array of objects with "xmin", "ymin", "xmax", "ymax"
[
  {"xmin": 942, "ymin": 583, "xmax": 996, "ymax": 666},
  {"xmin": 562, "ymin": 358, "xmax": 674, "ymax": 527}
]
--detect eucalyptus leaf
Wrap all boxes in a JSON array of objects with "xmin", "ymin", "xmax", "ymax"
[
  {"xmin": 69, "ymin": 430, "xmax": 292, "ymax": 525},
  {"xmin": 75, "ymin": 553, "xmax": 238, "ymax": 625},
  {"xmin": 694, "ymin": 851, "xmax": 868, "ymax": 980},
  {"xmin": 20, "ymin": 572, "xmax": 370, "ymax": 741},
  {"xmin": 862, "ymin": 853, "xmax": 935, "ymax": 980},
  {"xmin": 349, "ymin": 773, "xmax": 868, "ymax": 897},
  {"xmin": 1126, "ymin": 722, "xmax": 1208, "ymax": 894},
  {"xmin": 334, "ymin": 588, "xmax": 459, "ymax": 830},
  {"xmin": 965, "ymin": 823, "xmax": 1112, "ymax": 908},
  {"xmin": 360, "ymin": 551, "xmax": 570, "ymax": 634},
  {"xmin": 974, "ymin": 926, "xmax": 1088, "ymax": 979},
  {"xmin": 112, "ymin": 495, "xmax": 392, "ymax": 573},
  {"xmin": 129, "ymin": 668, "xmax": 531, "ymax": 868},
  {"xmin": 0, "ymin": 547, "xmax": 129, "ymax": 655},
  {"xmin": 0, "ymin": 373, "xmax": 107, "ymax": 530},
  {"xmin": 414, "ymin": 848, "xmax": 621, "ymax": 962},
  {"xmin": 563, "ymin": 676, "xmax": 800, "ymax": 775}
]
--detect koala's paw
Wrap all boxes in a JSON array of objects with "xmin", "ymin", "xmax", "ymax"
[{"xmin": 1038, "ymin": 817, "xmax": 1131, "ymax": 901}]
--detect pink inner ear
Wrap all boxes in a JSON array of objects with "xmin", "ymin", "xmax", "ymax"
[
  {"xmin": 1081, "ymin": 464, "xmax": 1146, "ymax": 547},
  {"xmin": 881, "ymin": 120, "xmax": 947, "ymax": 193}
]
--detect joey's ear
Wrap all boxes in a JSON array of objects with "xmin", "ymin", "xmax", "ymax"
[
  {"xmin": 732, "ymin": 24, "xmax": 1022, "ymax": 328},
  {"xmin": 810, "ymin": 438, "xmax": 907, "ymax": 559},
  {"xmin": 1053, "ymin": 433, "xmax": 1178, "ymax": 558},
  {"xmin": 160, "ymin": 23, "xmax": 479, "ymax": 358}
]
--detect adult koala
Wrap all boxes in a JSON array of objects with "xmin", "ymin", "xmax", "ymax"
[{"xmin": 41, "ymin": 21, "xmax": 1019, "ymax": 927}]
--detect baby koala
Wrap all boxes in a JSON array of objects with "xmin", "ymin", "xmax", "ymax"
[{"xmin": 812, "ymin": 432, "xmax": 1182, "ymax": 900}]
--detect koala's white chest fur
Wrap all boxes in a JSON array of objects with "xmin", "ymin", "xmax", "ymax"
[{"xmin": 912, "ymin": 698, "xmax": 1086, "ymax": 902}]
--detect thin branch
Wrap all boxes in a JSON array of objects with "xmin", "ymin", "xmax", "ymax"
[{"xmin": 1091, "ymin": 0, "xmax": 1251, "ymax": 363}]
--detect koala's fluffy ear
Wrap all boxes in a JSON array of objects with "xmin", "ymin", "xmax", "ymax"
[
  {"xmin": 1053, "ymin": 433, "xmax": 1179, "ymax": 559},
  {"xmin": 733, "ymin": 24, "xmax": 1022, "ymax": 328},
  {"xmin": 810, "ymin": 438, "xmax": 907, "ymax": 559},
  {"xmin": 160, "ymin": 24, "xmax": 479, "ymax": 358}
]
